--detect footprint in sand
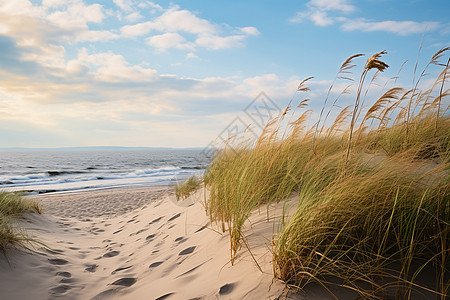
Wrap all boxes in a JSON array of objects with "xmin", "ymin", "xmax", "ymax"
[
  {"xmin": 46, "ymin": 248, "xmax": 64, "ymax": 255},
  {"xmin": 56, "ymin": 271, "xmax": 71, "ymax": 278},
  {"xmin": 134, "ymin": 228, "xmax": 148, "ymax": 235},
  {"xmin": 48, "ymin": 258, "xmax": 69, "ymax": 265},
  {"xmin": 145, "ymin": 234, "xmax": 156, "ymax": 242},
  {"xmin": 111, "ymin": 277, "xmax": 137, "ymax": 287},
  {"xmin": 85, "ymin": 264, "xmax": 98, "ymax": 272},
  {"xmin": 111, "ymin": 265, "xmax": 132, "ymax": 275},
  {"xmin": 149, "ymin": 261, "xmax": 163, "ymax": 268},
  {"xmin": 49, "ymin": 285, "xmax": 72, "ymax": 294},
  {"xmin": 195, "ymin": 224, "xmax": 208, "ymax": 233},
  {"xmin": 103, "ymin": 250, "xmax": 120, "ymax": 258},
  {"xmin": 179, "ymin": 246, "xmax": 196, "ymax": 256},
  {"xmin": 38, "ymin": 265, "xmax": 57, "ymax": 273},
  {"xmin": 149, "ymin": 216, "xmax": 162, "ymax": 225},
  {"xmin": 219, "ymin": 283, "xmax": 235, "ymax": 295},
  {"xmin": 155, "ymin": 292, "xmax": 175, "ymax": 300},
  {"xmin": 168, "ymin": 213, "xmax": 181, "ymax": 222},
  {"xmin": 91, "ymin": 289, "xmax": 119, "ymax": 300},
  {"xmin": 174, "ymin": 237, "xmax": 187, "ymax": 243}
]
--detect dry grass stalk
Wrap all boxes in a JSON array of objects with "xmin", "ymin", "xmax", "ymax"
[{"xmin": 204, "ymin": 48, "xmax": 450, "ymax": 298}]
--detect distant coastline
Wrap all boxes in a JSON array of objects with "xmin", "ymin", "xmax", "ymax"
[{"xmin": 0, "ymin": 146, "xmax": 206, "ymax": 151}]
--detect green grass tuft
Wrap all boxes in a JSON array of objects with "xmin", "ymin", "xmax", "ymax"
[
  {"xmin": 175, "ymin": 175, "xmax": 202, "ymax": 201},
  {"xmin": 0, "ymin": 191, "xmax": 42, "ymax": 253}
]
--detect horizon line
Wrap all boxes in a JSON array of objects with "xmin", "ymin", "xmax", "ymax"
[{"xmin": 0, "ymin": 146, "xmax": 208, "ymax": 151}]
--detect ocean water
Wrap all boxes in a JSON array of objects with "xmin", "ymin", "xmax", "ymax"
[{"xmin": 0, "ymin": 149, "xmax": 209, "ymax": 194}]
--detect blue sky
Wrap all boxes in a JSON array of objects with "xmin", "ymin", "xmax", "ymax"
[{"xmin": 0, "ymin": 0, "xmax": 448, "ymax": 148}]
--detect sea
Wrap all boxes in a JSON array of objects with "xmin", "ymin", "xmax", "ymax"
[{"xmin": 0, "ymin": 149, "xmax": 210, "ymax": 194}]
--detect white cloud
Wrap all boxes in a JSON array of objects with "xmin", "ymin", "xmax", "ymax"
[
  {"xmin": 0, "ymin": 1, "xmax": 265, "ymax": 147},
  {"xmin": 120, "ymin": 7, "xmax": 217, "ymax": 37},
  {"xmin": 0, "ymin": 12, "xmax": 69, "ymax": 70},
  {"xmin": 240, "ymin": 26, "xmax": 260, "ymax": 36},
  {"xmin": 77, "ymin": 30, "xmax": 120, "ymax": 42},
  {"xmin": 308, "ymin": 0, "xmax": 355, "ymax": 13},
  {"xmin": 195, "ymin": 34, "xmax": 246, "ymax": 50},
  {"xmin": 291, "ymin": 0, "xmax": 443, "ymax": 35},
  {"xmin": 186, "ymin": 52, "xmax": 199, "ymax": 59},
  {"xmin": 22, "ymin": 44, "xmax": 66, "ymax": 69},
  {"xmin": 310, "ymin": 11, "xmax": 334, "ymax": 26},
  {"xmin": 156, "ymin": 7, "xmax": 217, "ymax": 35},
  {"xmin": 137, "ymin": 1, "xmax": 162, "ymax": 11},
  {"xmin": 291, "ymin": 0, "xmax": 354, "ymax": 25},
  {"xmin": 146, "ymin": 33, "xmax": 194, "ymax": 51},
  {"xmin": 0, "ymin": 0, "xmax": 122, "ymax": 62},
  {"xmin": 237, "ymin": 74, "xmax": 300, "ymax": 100},
  {"xmin": 125, "ymin": 11, "xmax": 143, "ymax": 22},
  {"xmin": 340, "ymin": 19, "xmax": 441, "ymax": 35},
  {"xmin": 42, "ymin": 0, "xmax": 66, "ymax": 8},
  {"xmin": 73, "ymin": 48, "xmax": 158, "ymax": 82},
  {"xmin": 121, "ymin": 21, "xmax": 154, "ymax": 37},
  {"xmin": 290, "ymin": 11, "xmax": 309, "ymax": 24},
  {"xmin": 0, "ymin": 0, "xmax": 42, "ymax": 16},
  {"xmin": 121, "ymin": 6, "xmax": 258, "ymax": 51},
  {"xmin": 46, "ymin": 2, "xmax": 105, "ymax": 30},
  {"xmin": 113, "ymin": 0, "xmax": 134, "ymax": 12}
]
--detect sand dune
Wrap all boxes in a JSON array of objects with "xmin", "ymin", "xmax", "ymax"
[{"xmin": 0, "ymin": 187, "xmax": 297, "ymax": 299}]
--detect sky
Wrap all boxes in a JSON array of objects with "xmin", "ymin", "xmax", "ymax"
[{"xmin": 0, "ymin": 0, "xmax": 449, "ymax": 148}]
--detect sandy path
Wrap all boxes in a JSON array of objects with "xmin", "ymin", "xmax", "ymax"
[{"xmin": 0, "ymin": 187, "xmax": 299, "ymax": 300}]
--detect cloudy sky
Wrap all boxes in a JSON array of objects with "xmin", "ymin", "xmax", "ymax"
[{"xmin": 0, "ymin": 0, "xmax": 448, "ymax": 148}]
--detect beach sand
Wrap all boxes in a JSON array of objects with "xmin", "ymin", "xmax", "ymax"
[{"xmin": 0, "ymin": 186, "xmax": 299, "ymax": 300}]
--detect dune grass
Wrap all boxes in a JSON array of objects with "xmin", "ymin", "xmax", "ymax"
[
  {"xmin": 175, "ymin": 175, "xmax": 202, "ymax": 201},
  {"xmin": 204, "ymin": 48, "xmax": 449, "ymax": 298},
  {"xmin": 0, "ymin": 191, "xmax": 42, "ymax": 253}
]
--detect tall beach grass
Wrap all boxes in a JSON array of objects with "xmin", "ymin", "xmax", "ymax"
[
  {"xmin": 0, "ymin": 191, "xmax": 42, "ymax": 253},
  {"xmin": 204, "ymin": 48, "xmax": 449, "ymax": 298},
  {"xmin": 175, "ymin": 175, "xmax": 202, "ymax": 200}
]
